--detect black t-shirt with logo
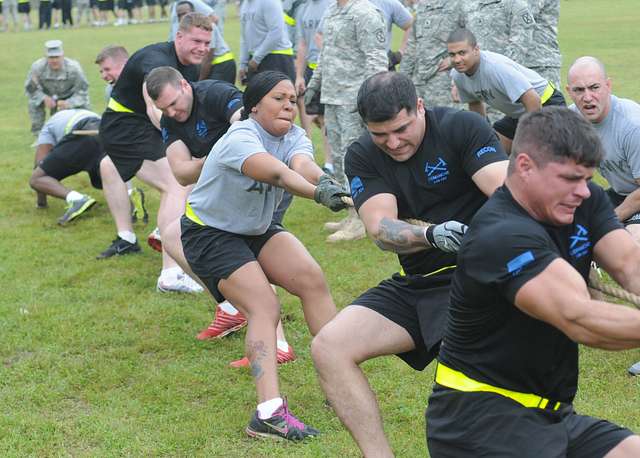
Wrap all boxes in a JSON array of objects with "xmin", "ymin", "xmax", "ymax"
[
  {"xmin": 111, "ymin": 42, "xmax": 199, "ymax": 115},
  {"xmin": 345, "ymin": 107, "xmax": 507, "ymax": 277},
  {"xmin": 160, "ymin": 80, "xmax": 243, "ymax": 158},
  {"xmin": 440, "ymin": 183, "xmax": 622, "ymax": 403}
]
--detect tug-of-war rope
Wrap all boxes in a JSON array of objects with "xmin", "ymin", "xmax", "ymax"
[{"xmin": 340, "ymin": 196, "xmax": 640, "ymax": 308}]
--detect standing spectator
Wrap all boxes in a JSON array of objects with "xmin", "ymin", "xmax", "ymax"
[
  {"xmin": 17, "ymin": 0, "xmax": 31, "ymax": 29},
  {"xmin": 3, "ymin": 0, "xmax": 19, "ymax": 31},
  {"xmin": 526, "ymin": 0, "xmax": 561, "ymax": 88},
  {"xmin": 51, "ymin": 0, "xmax": 60, "ymax": 27},
  {"xmin": 305, "ymin": 0, "xmax": 388, "ymax": 242},
  {"xmin": 60, "ymin": 0, "xmax": 72, "ymax": 26},
  {"xmin": 369, "ymin": 0, "xmax": 413, "ymax": 70},
  {"xmin": 25, "ymin": 40, "xmax": 90, "ymax": 136},
  {"xmin": 39, "ymin": 0, "xmax": 52, "ymax": 28},
  {"xmin": 75, "ymin": 0, "xmax": 92, "ymax": 26}
]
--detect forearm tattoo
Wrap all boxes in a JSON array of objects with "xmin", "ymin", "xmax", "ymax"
[
  {"xmin": 247, "ymin": 340, "xmax": 268, "ymax": 380},
  {"xmin": 374, "ymin": 217, "xmax": 428, "ymax": 254}
]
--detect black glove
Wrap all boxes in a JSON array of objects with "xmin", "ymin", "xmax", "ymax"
[
  {"xmin": 424, "ymin": 221, "xmax": 468, "ymax": 253},
  {"xmin": 314, "ymin": 174, "xmax": 350, "ymax": 212}
]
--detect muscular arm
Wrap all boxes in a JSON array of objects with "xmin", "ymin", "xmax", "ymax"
[
  {"xmin": 613, "ymin": 183, "xmax": 640, "ymax": 221},
  {"xmin": 471, "ymin": 161, "xmax": 508, "ymax": 196},
  {"xmin": 166, "ymin": 141, "xmax": 205, "ymax": 186},
  {"xmin": 142, "ymin": 82, "xmax": 162, "ymax": 130},
  {"xmin": 519, "ymin": 88, "xmax": 542, "ymax": 112},
  {"xmin": 514, "ymin": 257, "xmax": 640, "ymax": 350},
  {"xmin": 593, "ymin": 228, "xmax": 640, "ymax": 295},
  {"xmin": 358, "ymin": 193, "xmax": 433, "ymax": 254},
  {"xmin": 241, "ymin": 152, "xmax": 316, "ymax": 200}
]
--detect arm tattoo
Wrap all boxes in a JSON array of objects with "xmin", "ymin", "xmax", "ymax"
[
  {"xmin": 247, "ymin": 340, "xmax": 268, "ymax": 380},
  {"xmin": 374, "ymin": 217, "xmax": 429, "ymax": 254}
]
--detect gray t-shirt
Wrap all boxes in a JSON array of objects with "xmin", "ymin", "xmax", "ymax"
[
  {"xmin": 239, "ymin": 0, "xmax": 292, "ymax": 68},
  {"xmin": 570, "ymin": 95, "xmax": 640, "ymax": 195},
  {"xmin": 36, "ymin": 109, "xmax": 100, "ymax": 146},
  {"xmin": 188, "ymin": 118, "xmax": 314, "ymax": 235},
  {"xmin": 296, "ymin": 0, "xmax": 329, "ymax": 65},
  {"xmin": 451, "ymin": 50, "xmax": 548, "ymax": 118},
  {"xmin": 368, "ymin": 0, "xmax": 412, "ymax": 50}
]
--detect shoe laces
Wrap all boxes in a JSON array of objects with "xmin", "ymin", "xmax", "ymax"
[{"xmin": 276, "ymin": 401, "xmax": 306, "ymax": 431}]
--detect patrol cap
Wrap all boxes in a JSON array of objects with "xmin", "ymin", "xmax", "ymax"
[{"xmin": 45, "ymin": 40, "xmax": 64, "ymax": 57}]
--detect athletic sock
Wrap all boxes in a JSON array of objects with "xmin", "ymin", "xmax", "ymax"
[
  {"xmin": 117, "ymin": 231, "xmax": 137, "ymax": 244},
  {"xmin": 257, "ymin": 397, "xmax": 284, "ymax": 420},
  {"xmin": 277, "ymin": 340, "xmax": 289, "ymax": 352},
  {"xmin": 65, "ymin": 190, "xmax": 84, "ymax": 203},
  {"xmin": 218, "ymin": 300, "xmax": 239, "ymax": 315}
]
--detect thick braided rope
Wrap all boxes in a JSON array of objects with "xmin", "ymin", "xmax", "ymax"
[{"xmin": 340, "ymin": 196, "xmax": 639, "ymax": 308}]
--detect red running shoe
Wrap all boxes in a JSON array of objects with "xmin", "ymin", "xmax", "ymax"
[
  {"xmin": 196, "ymin": 304, "xmax": 247, "ymax": 340},
  {"xmin": 229, "ymin": 345, "xmax": 296, "ymax": 368},
  {"xmin": 147, "ymin": 227, "xmax": 162, "ymax": 253}
]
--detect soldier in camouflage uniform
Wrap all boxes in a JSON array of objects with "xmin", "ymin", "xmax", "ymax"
[
  {"xmin": 305, "ymin": 0, "xmax": 387, "ymax": 242},
  {"xmin": 25, "ymin": 40, "xmax": 90, "ymax": 135},
  {"xmin": 400, "ymin": 0, "xmax": 463, "ymax": 107},
  {"xmin": 525, "ymin": 0, "xmax": 561, "ymax": 89}
]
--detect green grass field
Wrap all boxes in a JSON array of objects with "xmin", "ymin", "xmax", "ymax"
[{"xmin": 1, "ymin": 1, "xmax": 640, "ymax": 456}]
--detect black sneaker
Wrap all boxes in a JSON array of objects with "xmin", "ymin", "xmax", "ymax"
[
  {"xmin": 246, "ymin": 399, "xmax": 319, "ymax": 441},
  {"xmin": 96, "ymin": 236, "xmax": 141, "ymax": 259}
]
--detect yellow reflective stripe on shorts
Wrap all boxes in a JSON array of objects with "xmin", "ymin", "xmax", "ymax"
[
  {"xmin": 540, "ymin": 82, "xmax": 555, "ymax": 104},
  {"xmin": 212, "ymin": 51, "xmax": 234, "ymax": 65},
  {"xmin": 307, "ymin": 62, "xmax": 318, "ymax": 70},
  {"xmin": 283, "ymin": 13, "xmax": 296, "ymax": 26},
  {"xmin": 435, "ymin": 362, "xmax": 562, "ymax": 411},
  {"xmin": 185, "ymin": 202, "xmax": 205, "ymax": 226},
  {"xmin": 270, "ymin": 48, "xmax": 294, "ymax": 56},
  {"xmin": 107, "ymin": 97, "xmax": 134, "ymax": 113},
  {"xmin": 398, "ymin": 264, "xmax": 456, "ymax": 278},
  {"xmin": 64, "ymin": 111, "xmax": 95, "ymax": 135}
]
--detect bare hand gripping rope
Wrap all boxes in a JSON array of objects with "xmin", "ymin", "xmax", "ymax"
[{"xmin": 340, "ymin": 196, "xmax": 640, "ymax": 308}]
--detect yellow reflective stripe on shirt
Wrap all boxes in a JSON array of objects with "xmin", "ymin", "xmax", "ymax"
[
  {"xmin": 307, "ymin": 62, "xmax": 318, "ymax": 70},
  {"xmin": 435, "ymin": 362, "xmax": 562, "ymax": 411},
  {"xmin": 283, "ymin": 13, "xmax": 296, "ymax": 26},
  {"xmin": 64, "ymin": 111, "xmax": 94, "ymax": 135},
  {"xmin": 398, "ymin": 264, "xmax": 456, "ymax": 278},
  {"xmin": 270, "ymin": 48, "xmax": 294, "ymax": 56},
  {"xmin": 107, "ymin": 97, "xmax": 134, "ymax": 113},
  {"xmin": 540, "ymin": 82, "xmax": 555, "ymax": 104},
  {"xmin": 185, "ymin": 202, "xmax": 205, "ymax": 226},
  {"xmin": 211, "ymin": 51, "xmax": 235, "ymax": 65}
]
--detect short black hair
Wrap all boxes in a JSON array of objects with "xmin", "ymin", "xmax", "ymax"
[
  {"xmin": 509, "ymin": 106, "xmax": 603, "ymax": 173},
  {"xmin": 447, "ymin": 28, "xmax": 477, "ymax": 47},
  {"xmin": 356, "ymin": 71, "xmax": 417, "ymax": 123}
]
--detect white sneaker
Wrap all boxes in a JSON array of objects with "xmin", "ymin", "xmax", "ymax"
[{"xmin": 157, "ymin": 272, "xmax": 204, "ymax": 293}]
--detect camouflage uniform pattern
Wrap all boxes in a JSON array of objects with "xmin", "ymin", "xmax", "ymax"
[
  {"xmin": 400, "ymin": 0, "xmax": 463, "ymax": 107},
  {"xmin": 25, "ymin": 57, "xmax": 90, "ymax": 134},
  {"xmin": 307, "ymin": 0, "xmax": 388, "ymax": 187},
  {"xmin": 525, "ymin": 0, "xmax": 561, "ymax": 89}
]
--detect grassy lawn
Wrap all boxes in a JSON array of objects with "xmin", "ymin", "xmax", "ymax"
[{"xmin": 1, "ymin": 1, "xmax": 639, "ymax": 456}]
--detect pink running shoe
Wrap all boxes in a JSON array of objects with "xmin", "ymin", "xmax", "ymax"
[
  {"xmin": 229, "ymin": 346, "xmax": 296, "ymax": 368},
  {"xmin": 196, "ymin": 304, "xmax": 247, "ymax": 340}
]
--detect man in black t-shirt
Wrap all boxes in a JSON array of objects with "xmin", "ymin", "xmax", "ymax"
[
  {"xmin": 99, "ymin": 13, "xmax": 212, "ymax": 292},
  {"xmin": 310, "ymin": 71, "xmax": 509, "ymax": 457},
  {"xmin": 427, "ymin": 107, "xmax": 640, "ymax": 457}
]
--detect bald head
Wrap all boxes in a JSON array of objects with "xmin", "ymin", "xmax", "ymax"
[{"xmin": 566, "ymin": 56, "xmax": 612, "ymax": 124}]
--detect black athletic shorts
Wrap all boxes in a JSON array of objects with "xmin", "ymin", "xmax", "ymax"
[
  {"xmin": 606, "ymin": 187, "xmax": 640, "ymax": 225},
  {"xmin": 145, "ymin": 0, "xmax": 156, "ymax": 6},
  {"xmin": 426, "ymin": 386, "xmax": 634, "ymax": 458},
  {"xmin": 181, "ymin": 216, "xmax": 285, "ymax": 302},
  {"xmin": 352, "ymin": 271, "xmax": 452, "ymax": 370},
  {"xmin": 207, "ymin": 58, "xmax": 236, "ymax": 85},
  {"xmin": 18, "ymin": 2, "xmax": 31, "ymax": 13},
  {"xmin": 90, "ymin": 0, "xmax": 98, "ymax": 7},
  {"xmin": 97, "ymin": 0, "xmax": 113, "ymax": 11},
  {"xmin": 100, "ymin": 111, "xmax": 166, "ymax": 182},
  {"xmin": 39, "ymin": 135, "xmax": 105, "ymax": 189},
  {"xmin": 493, "ymin": 88, "xmax": 566, "ymax": 140},
  {"xmin": 247, "ymin": 53, "xmax": 296, "ymax": 84}
]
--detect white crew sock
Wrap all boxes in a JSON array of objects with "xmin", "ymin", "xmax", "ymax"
[
  {"xmin": 65, "ymin": 190, "xmax": 84, "ymax": 203},
  {"xmin": 257, "ymin": 397, "xmax": 284, "ymax": 420},
  {"xmin": 277, "ymin": 340, "xmax": 289, "ymax": 352},
  {"xmin": 160, "ymin": 266, "xmax": 182, "ymax": 281},
  {"xmin": 117, "ymin": 231, "xmax": 136, "ymax": 244},
  {"xmin": 218, "ymin": 300, "xmax": 239, "ymax": 315}
]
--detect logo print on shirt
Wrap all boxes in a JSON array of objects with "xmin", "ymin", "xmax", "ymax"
[
  {"xmin": 569, "ymin": 224, "xmax": 591, "ymax": 259},
  {"xmin": 196, "ymin": 120, "xmax": 208, "ymax": 138},
  {"xmin": 475, "ymin": 146, "xmax": 497, "ymax": 158},
  {"xmin": 351, "ymin": 176, "xmax": 364, "ymax": 198},
  {"xmin": 425, "ymin": 157, "xmax": 450, "ymax": 184},
  {"xmin": 507, "ymin": 250, "xmax": 535, "ymax": 276},
  {"xmin": 161, "ymin": 127, "xmax": 169, "ymax": 143}
]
